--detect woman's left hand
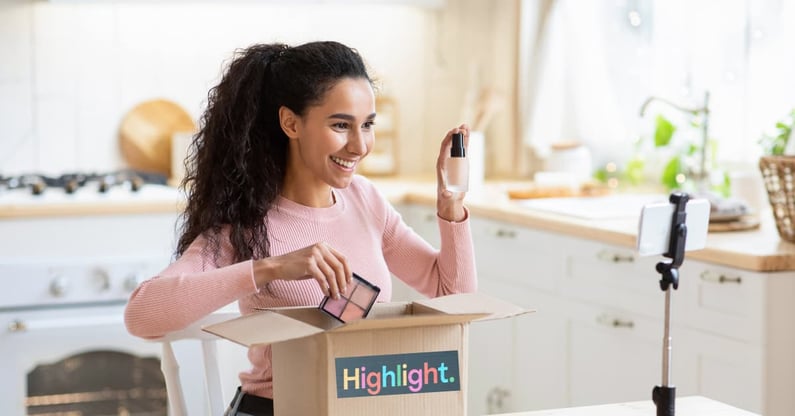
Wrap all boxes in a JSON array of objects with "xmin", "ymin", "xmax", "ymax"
[{"xmin": 436, "ymin": 124, "xmax": 470, "ymax": 222}]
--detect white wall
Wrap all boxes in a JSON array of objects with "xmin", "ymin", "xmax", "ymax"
[{"xmin": 0, "ymin": 0, "xmax": 445, "ymax": 176}]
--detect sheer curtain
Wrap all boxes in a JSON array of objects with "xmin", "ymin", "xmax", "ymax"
[
  {"xmin": 518, "ymin": 0, "xmax": 795, "ymax": 175},
  {"xmin": 519, "ymin": 0, "xmax": 637, "ymax": 170}
]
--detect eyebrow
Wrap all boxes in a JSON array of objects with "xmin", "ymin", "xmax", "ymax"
[{"xmin": 328, "ymin": 113, "xmax": 377, "ymax": 121}]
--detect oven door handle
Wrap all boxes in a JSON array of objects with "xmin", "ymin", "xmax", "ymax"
[{"xmin": 7, "ymin": 314, "xmax": 123, "ymax": 333}]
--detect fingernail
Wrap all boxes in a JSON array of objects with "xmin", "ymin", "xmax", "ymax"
[{"xmin": 341, "ymin": 285, "xmax": 347, "ymax": 294}]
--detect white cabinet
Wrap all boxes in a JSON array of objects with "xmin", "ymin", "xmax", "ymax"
[
  {"xmin": 565, "ymin": 301, "xmax": 669, "ymax": 406},
  {"xmin": 468, "ymin": 278, "xmax": 524, "ymax": 415},
  {"xmin": 396, "ymin": 202, "xmax": 795, "ymax": 415}
]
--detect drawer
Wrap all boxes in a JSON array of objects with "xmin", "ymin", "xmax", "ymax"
[
  {"xmin": 678, "ymin": 261, "xmax": 765, "ymax": 343},
  {"xmin": 470, "ymin": 218, "xmax": 568, "ymax": 293},
  {"xmin": 562, "ymin": 239, "xmax": 673, "ymax": 320}
]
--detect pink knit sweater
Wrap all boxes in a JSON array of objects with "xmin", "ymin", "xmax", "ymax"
[{"xmin": 124, "ymin": 175, "xmax": 477, "ymax": 398}]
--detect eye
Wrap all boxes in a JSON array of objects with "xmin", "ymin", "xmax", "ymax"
[
  {"xmin": 363, "ymin": 120, "xmax": 376, "ymax": 130},
  {"xmin": 332, "ymin": 122, "xmax": 350, "ymax": 130}
]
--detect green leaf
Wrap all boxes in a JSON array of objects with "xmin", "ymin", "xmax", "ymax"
[
  {"xmin": 712, "ymin": 171, "xmax": 731, "ymax": 198},
  {"xmin": 661, "ymin": 156, "xmax": 682, "ymax": 190},
  {"xmin": 654, "ymin": 115, "xmax": 676, "ymax": 147},
  {"xmin": 593, "ymin": 168, "xmax": 608, "ymax": 183},
  {"xmin": 624, "ymin": 158, "xmax": 645, "ymax": 185}
]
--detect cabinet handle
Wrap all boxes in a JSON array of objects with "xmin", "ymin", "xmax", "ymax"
[
  {"xmin": 597, "ymin": 314, "xmax": 635, "ymax": 329},
  {"xmin": 491, "ymin": 228, "xmax": 517, "ymax": 239},
  {"xmin": 700, "ymin": 270, "xmax": 742, "ymax": 284},
  {"xmin": 597, "ymin": 250, "xmax": 635, "ymax": 263},
  {"xmin": 486, "ymin": 386, "xmax": 511, "ymax": 413}
]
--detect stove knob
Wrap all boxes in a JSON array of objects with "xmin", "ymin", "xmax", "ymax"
[
  {"xmin": 8, "ymin": 319, "xmax": 27, "ymax": 333},
  {"xmin": 123, "ymin": 273, "xmax": 141, "ymax": 292},
  {"xmin": 49, "ymin": 276, "xmax": 69, "ymax": 297}
]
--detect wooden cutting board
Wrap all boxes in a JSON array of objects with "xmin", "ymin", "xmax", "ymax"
[{"xmin": 119, "ymin": 99, "xmax": 196, "ymax": 177}]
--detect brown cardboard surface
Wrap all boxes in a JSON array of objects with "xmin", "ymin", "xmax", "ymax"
[
  {"xmin": 415, "ymin": 292, "xmax": 533, "ymax": 320},
  {"xmin": 273, "ymin": 324, "xmax": 468, "ymax": 416},
  {"xmin": 204, "ymin": 293, "xmax": 531, "ymax": 415},
  {"xmin": 331, "ymin": 312, "xmax": 489, "ymax": 333},
  {"xmin": 203, "ymin": 309, "xmax": 327, "ymax": 348},
  {"xmin": 204, "ymin": 293, "xmax": 530, "ymax": 348}
]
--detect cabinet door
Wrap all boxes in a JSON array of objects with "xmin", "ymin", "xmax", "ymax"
[
  {"xmin": 511, "ymin": 290, "xmax": 569, "ymax": 411},
  {"xmin": 391, "ymin": 204, "xmax": 436, "ymax": 301},
  {"xmin": 468, "ymin": 279, "xmax": 520, "ymax": 415},
  {"xmin": 679, "ymin": 327, "xmax": 763, "ymax": 413},
  {"xmin": 565, "ymin": 301, "xmax": 698, "ymax": 407}
]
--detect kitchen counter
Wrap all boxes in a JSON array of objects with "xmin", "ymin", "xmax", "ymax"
[
  {"xmin": 492, "ymin": 396, "xmax": 758, "ymax": 416},
  {"xmin": 373, "ymin": 178, "xmax": 793, "ymax": 272},
  {"xmin": 3, "ymin": 177, "xmax": 790, "ymax": 272}
]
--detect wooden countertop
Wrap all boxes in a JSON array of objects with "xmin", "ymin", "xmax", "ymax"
[
  {"xmin": 373, "ymin": 178, "xmax": 794, "ymax": 272},
  {"xmin": 493, "ymin": 396, "xmax": 758, "ymax": 416},
  {"xmin": 2, "ymin": 178, "xmax": 791, "ymax": 272}
]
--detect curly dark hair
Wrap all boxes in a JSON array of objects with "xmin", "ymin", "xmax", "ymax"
[{"xmin": 176, "ymin": 41, "xmax": 373, "ymax": 263}]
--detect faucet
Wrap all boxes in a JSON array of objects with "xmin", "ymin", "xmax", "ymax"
[{"xmin": 639, "ymin": 91, "xmax": 711, "ymax": 192}]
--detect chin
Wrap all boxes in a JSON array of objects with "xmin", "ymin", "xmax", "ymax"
[{"xmin": 330, "ymin": 175, "xmax": 355, "ymax": 189}]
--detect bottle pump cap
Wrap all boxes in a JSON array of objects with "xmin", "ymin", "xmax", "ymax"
[{"xmin": 451, "ymin": 133, "xmax": 466, "ymax": 158}]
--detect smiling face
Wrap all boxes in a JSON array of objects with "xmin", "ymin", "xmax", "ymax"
[{"xmin": 279, "ymin": 77, "xmax": 376, "ymax": 206}]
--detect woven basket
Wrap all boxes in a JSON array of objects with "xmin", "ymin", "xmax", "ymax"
[{"xmin": 760, "ymin": 156, "xmax": 795, "ymax": 242}]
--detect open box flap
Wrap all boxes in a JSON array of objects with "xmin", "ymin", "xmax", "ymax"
[
  {"xmin": 203, "ymin": 293, "xmax": 532, "ymax": 347},
  {"xmin": 202, "ymin": 308, "xmax": 338, "ymax": 348},
  {"xmin": 413, "ymin": 292, "xmax": 533, "ymax": 322},
  {"xmin": 330, "ymin": 312, "xmax": 490, "ymax": 333}
]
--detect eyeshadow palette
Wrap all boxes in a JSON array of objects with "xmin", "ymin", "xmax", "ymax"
[{"xmin": 319, "ymin": 273, "xmax": 381, "ymax": 323}]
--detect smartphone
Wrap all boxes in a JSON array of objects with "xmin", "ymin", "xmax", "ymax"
[{"xmin": 636, "ymin": 198, "xmax": 710, "ymax": 257}]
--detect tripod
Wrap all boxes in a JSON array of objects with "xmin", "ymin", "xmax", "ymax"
[{"xmin": 652, "ymin": 192, "xmax": 690, "ymax": 416}]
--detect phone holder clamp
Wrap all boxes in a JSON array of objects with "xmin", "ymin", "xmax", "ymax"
[{"xmin": 655, "ymin": 192, "xmax": 689, "ymax": 292}]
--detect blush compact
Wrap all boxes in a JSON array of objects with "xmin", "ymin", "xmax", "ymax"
[{"xmin": 319, "ymin": 273, "xmax": 381, "ymax": 323}]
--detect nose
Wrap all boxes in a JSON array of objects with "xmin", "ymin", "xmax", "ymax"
[{"xmin": 346, "ymin": 129, "xmax": 368, "ymax": 156}]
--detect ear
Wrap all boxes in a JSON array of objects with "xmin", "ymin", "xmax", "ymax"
[{"xmin": 278, "ymin": 106, "xmax": 300, "ymax": 140}]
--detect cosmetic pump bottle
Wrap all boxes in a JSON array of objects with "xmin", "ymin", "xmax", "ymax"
[{"xmin": 445, "ymin": 132, "xmax": 469, "ymax": 193}]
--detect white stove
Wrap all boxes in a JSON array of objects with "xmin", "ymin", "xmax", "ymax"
[
  {"xmin": 0, "ymin": 170, "xmax": 184, "ymax": 211},
  {"xmin": 0, "ymin": 170, "xmax": 202, "ymax": 415}
]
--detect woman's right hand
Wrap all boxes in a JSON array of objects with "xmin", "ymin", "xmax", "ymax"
[{"xmin": 253, "ymin": 242, "xmax": 352, "ymax": 299}]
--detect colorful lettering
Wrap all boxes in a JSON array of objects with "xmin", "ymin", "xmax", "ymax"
[{"xmin": 335, "ymin": 351, "xmax": 460, "ymax": 398}]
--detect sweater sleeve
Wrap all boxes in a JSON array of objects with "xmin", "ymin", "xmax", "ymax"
[
  {"xmin": 124, "ymin": 231, "xmax": 258, "ymax": 339},
  {"xmin": 380, "ymin": 194, "xmax": 478, "ymax": 298}
]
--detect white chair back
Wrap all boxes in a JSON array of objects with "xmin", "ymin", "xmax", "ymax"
[{"xmin": 155, "ymin": 310, "xmax": 239, "ymax": 416}]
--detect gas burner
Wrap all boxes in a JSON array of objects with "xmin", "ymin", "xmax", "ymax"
[{"xmin": 0, "ymin": 170, "xmax": 167, "ymax": 196}]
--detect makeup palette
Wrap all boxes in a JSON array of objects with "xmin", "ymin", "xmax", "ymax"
[{"xmin": 319, "ymin": 273, "xmax": 381, "ymax": 323}]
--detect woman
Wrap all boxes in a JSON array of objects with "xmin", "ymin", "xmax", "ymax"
[{"xmin": 124, "ymin": 40, "xmax": 476, "ymax": 415}]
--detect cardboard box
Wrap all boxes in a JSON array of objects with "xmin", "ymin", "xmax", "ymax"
[{"xmin": 204, "ymin": 293, "xmax": 532, "ymax": 415}]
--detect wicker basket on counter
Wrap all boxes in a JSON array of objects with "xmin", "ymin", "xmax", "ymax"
[{"xmin": 760, "ymin": 156, "xmax": 795, "ymax": 242}]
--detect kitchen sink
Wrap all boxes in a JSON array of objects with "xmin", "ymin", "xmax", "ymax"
[{"xmin": 515, "ymin": 193, "xmax": 669, "ymax": 220}]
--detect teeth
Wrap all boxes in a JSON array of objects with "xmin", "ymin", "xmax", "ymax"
[{"xmin": 331, "ymin": 156, "xmax": 355, "ymax": 169}]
